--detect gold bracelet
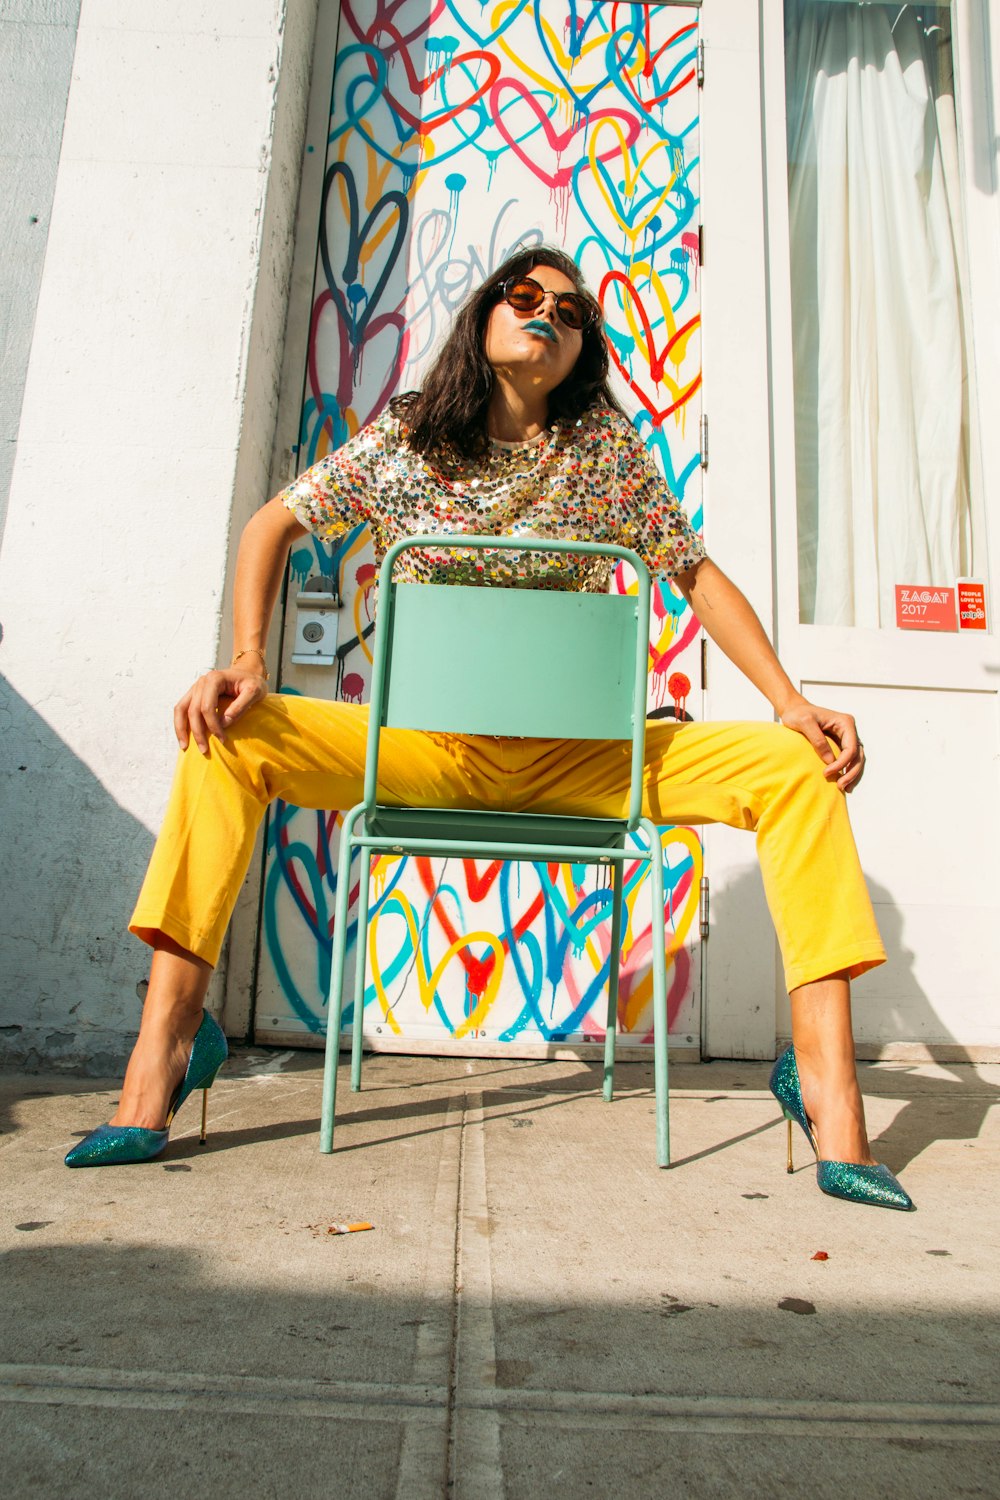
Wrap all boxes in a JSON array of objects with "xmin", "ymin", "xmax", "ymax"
[{"xmin": 232, "ymin": 647, "xmax": 269, "ymax": 680}]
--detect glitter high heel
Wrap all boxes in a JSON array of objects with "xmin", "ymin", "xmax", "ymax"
[
  {"xmin": 65, "ymin": 1010, "xmax": 228, "ymax": 1167},
  {"xmin": 769, "ymin": 1044, "xmax": 914, "ymax": 1211}
]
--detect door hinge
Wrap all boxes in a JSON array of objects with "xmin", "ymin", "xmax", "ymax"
[
  {"xmin": 699, "ymin": 876, "xmax": 710, "ymax": 941},
  {"xmin": 697, "ymin": 39, "xmax": 705, "ymax": 88},
  {"xmin": 699, "ymin": 412, "xmax": 709, "ymax": 469},
  {"xmin": 700, "ymin": 635, "xmax": 708, "ymax": 691}
]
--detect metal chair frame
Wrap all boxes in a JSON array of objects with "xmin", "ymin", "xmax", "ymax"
[{"xmin": 319, "ymin": 535, "xmax": 671, "ymax": 1165}]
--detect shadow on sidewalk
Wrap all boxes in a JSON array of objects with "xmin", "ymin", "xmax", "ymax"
[{"xmin": 1, "ymin": 1234, "xmax": 996, "ymax": 1498}]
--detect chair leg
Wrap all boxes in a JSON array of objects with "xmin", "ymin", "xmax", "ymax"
[
  {"xmin": 603, "ymin": 859, "xmax": 625, "ymax": 1102},
  {"xmin": 640, "ymin": 816, "xmax": 670, "ymax": 1167},
  {"xmin": 320, "ymin": 806, "xmax": 364, "ymax": 1154},
  {"xmin": 350, "ymin": 851, "xmax": 372, "ymax": 1092}
]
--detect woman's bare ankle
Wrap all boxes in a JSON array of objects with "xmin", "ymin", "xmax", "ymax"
[
  {"xmin": 794, "ymin": 1055, "xmax": 874, "ymax": 1165},
  {"xmin": 789, "ymin": 972, "xmax": 875, "ymax": 1166},
  {"xmin": 109, "ymin": 938, "xmax": 212, "ymax": 1128}
]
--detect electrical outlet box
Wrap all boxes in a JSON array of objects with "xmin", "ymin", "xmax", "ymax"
[{"xmin": 291, "ymin": 589, "xmax": 340, "ymax": 665}]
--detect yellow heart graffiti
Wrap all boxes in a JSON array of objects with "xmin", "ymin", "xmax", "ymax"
[
  {"xmin": 607, "ymin": 260, "xmax": 700, "ymax": 415},
  {"xmin": 553, "ymin": 825, "xmax": 700, "ymax": 1026},
  {"xmin": 368, "ymin": 894, "xmax": 505, "ymax": 1038},
  {"xmin": 588, "ymin": 119, "xmax": 676, "ymax": 242},
  {"xmin": 614, "ymin": 569, "xmax": 680, "ymax": 665},
  {"xmin": 497, "ymin": 3, "xmax": 640, "ymax": 102}
]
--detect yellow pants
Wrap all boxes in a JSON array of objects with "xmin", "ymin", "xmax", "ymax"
[{"xmin": 130, "ymin": 694, "xmax": 886, "ymax": 992}]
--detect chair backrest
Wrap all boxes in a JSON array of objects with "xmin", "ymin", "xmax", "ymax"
[{"xmin": 363, "ymin": 536, "xmax": 651, "ymax": 827}]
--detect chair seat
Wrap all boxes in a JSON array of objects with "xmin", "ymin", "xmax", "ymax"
[{"xmin": 365, "ymin": 805, "xmax": 630, "ymax": 853}]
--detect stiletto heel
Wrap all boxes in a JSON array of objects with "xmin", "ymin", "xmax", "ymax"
[
  {"xmin": 65, "ymin": 1010, "xmax": 228, "ymax": 1167},
  {"xmin": 769, "ymin": 1044, "xmax": 914, "ymax": 1211}
]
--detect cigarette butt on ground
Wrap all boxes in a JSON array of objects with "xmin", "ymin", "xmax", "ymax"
[{"xmin": 327, "ymin": 1221, "xmax": 375, "ymax": 1235}]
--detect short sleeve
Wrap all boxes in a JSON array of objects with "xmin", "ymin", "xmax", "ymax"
[
  {"xmin": 278, "ymin": 410, "xmax": 395, "ymax": 542},
  {"xmin": 612, "ymin": 416, "xmax": 706, "ymax": 579}
]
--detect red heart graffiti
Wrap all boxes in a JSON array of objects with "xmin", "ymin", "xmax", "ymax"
[
  {"xmin": 611, "ymin": 12, "xmax": 698, "ymax": 111},
  {"xmin": 362, "ymin": 22, "xmax": 501, "ymax": 136},
  {"xmin": 489, "ymin": 80, "xmax": 641, "ymax": 190},
  {"xmin": 417, "ymin": 857, "xmax": 546, "ymax": 1000},
  {"xmin": 650, "ymin": 610, "xmax": 700, "ymax": 678},
  {"xmin": 460, "ymin": 859, "xmax": 503, "ymax": 903},
  {"xmin": 600, "ymin": 269, "xmax": 701, "ymax": 427},
  {"xmin": 308, "ymin": 290, "xmax": 410, "ymax": 449},
  {"xmin": 344, "ymin": 0, "xmax": 445, "ymax": 52}
]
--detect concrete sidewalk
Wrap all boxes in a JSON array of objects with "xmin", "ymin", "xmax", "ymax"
[{"xmin": 2, "ymin": 1051, "xmax": 998, "ymax": 1498}]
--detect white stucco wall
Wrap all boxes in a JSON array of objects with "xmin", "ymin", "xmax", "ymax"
[
  {"xmin": 0, "ymin": 0, "xmax": 318, "ymax": 1070},
  {"xmin": 0, "ymin": 0, "xmax": 82, "ymax": 539}
]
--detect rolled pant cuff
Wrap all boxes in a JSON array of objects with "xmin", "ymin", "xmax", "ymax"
[
  {"xmin": 129, "ymin": 908, "xmax": 223, "ymax": 969},
  {"xmin": 783, "ymin": 938, "xmax": 887, "ymax": 994}
]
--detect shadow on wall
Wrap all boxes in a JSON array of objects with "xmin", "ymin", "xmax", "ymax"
[
  {"xmin": 707, "ymin": 866, "xmax": 1000, "ymax": 1173},
  {"xmin": 0, "ymin": 674, "xmax": 155, "ymax": 1075}
]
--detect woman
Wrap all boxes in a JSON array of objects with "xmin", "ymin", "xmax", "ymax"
[{"xmin": 67, "ymin": 248, "xmax": 911, "ymax": 1210}]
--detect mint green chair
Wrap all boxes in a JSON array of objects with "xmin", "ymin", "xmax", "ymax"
[{"xmin": 319, "ymin": 536, "xmax": 671, "ymax": 1165}]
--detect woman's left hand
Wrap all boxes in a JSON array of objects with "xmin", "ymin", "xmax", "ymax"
[{"xmin": 779, "ymin": 695, "xmax": 866, "ymax": 792}]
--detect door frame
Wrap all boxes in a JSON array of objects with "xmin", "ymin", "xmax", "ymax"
[
  {"xmin": 226, "ymin": 0, "xmax": 715, "ymax": 1053},
  {"xmin": 757, "ymin": 0, "xmax": 1000, "ymax": 1056}
]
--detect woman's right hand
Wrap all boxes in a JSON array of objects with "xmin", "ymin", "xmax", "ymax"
[{"xmin": 174, "ymin": 665, "xmax": 269, "ymax": 754}]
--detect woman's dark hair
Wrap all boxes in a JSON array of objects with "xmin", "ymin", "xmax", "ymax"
[{"xmin": 390, "ymin": 245, "xmax": 622, "ymax": 457}]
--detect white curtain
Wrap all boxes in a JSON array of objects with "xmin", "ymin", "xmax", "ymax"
[{"xmin": 786, "ymin": 2, "xmax": 975, "ymax": 626}]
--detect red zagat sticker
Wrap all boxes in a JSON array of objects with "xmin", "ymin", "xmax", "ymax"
[
  {"xmin": 957, "ymin": 580, "xmax": 987, "ymax": 631},
  {"xmin": 894, "ymin": 585, "xmax": 956, "ymax": 631}
]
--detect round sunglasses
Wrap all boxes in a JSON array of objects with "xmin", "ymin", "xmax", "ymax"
[{"xmin": 501, "ymin": 275, "xmax": 597, "ymax": 331}]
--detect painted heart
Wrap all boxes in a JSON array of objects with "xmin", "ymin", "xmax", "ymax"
[
  {"xmin": 620, "ymin": 932, "xmax": 692, "ymax": 1037},
  {"xmin": 600, "ymin": 269, "xmax": 702, "ymax": 427},
  {"xmin": 610, "ymin": 11, "xmax": 699, "ymax": 114},
  {"xmin": 498, "ymin": 864, "xmax": 614, "ymax": 1040},
  {"xmin": 312, "ymin": 157, "xmax": 412, "ymax": 437},
  {"xmin": 574, "ymin": 141, "xmax": 696, "ymax": 267},
  {"xmin": 343, "ymin": 0, "xmax": 444, "ymax": 54},
  {"xmin": 361, "ymin": 21, "xmax": 501, "ymax": 137},
  {"xmin": 444, "ymin": 0, "xmax": 531, "ymax": 50},
  {"xmin": 268, "ymin": 817, "xmax": 699, "ymax": 1042},
  {"xmin": 523, "ymin": 1, "xmax": 618, "ymax": 116},
  {"xmin": 633, "ymin": 419, "xmax": 701, "ymax": 504},
  {"xmin": 586, "ymin": 118, "xmax": 676, "ymax": 241},
  {"xmin": 265, "ymin": 804, "xmax": 387, "ymax": 1032},
  {"xmin": 368, "ymin": 889, "xmax": 509, "ymax": 1038},
  {"xmin": 332, "ymin": 62, "xmax": 495, "ymax": 178},
  {"xmin": 415, "ymin": 857, "xmax": 546, "ymax": 1015},
  {"xmin": 319, "ymin": 161, "xmax": 408, "ymax": 340},
  {"xmin": 489, "ymin": 81, "xmax": 640, "ymax": 190},
  {"xmin": 308, "ymin": 291, "xmax": 409, "ymax": 442}
]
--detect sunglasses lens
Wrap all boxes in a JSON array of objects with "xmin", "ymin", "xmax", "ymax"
[
  {"xmin": 556, "ymin": 298, "xmax": 586, "ymax": 329},
  {"xmin": 505, "ymin": 280, "xmax": 543, "ymax": 310}
]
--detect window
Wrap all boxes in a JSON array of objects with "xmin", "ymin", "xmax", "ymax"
[{"xmin": 785, "ymin": 1, "xmax": 982, "ymax": 626}]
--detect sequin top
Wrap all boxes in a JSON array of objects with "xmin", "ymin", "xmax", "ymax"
[{"xmin": 279, "ymin": 404, "xmax": 705, "ymax": 591}]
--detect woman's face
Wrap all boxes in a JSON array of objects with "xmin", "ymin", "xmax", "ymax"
[{"xmin": 483, "ymin": 263, "xmax": 585, "ymax": 396}]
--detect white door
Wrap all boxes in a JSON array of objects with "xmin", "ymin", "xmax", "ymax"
[
  {"xmin": 766, "ymin": 1, "xmax": 1000, "ymax": 1054},
  {"xmin": 251, "ymin": 1, "xmax": 710, "ymax": 1057}
]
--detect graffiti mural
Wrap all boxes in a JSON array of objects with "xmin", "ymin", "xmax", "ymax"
[{"xmin": 255, "ymin": 1, "xmax": 704, "ymax": 1049}]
